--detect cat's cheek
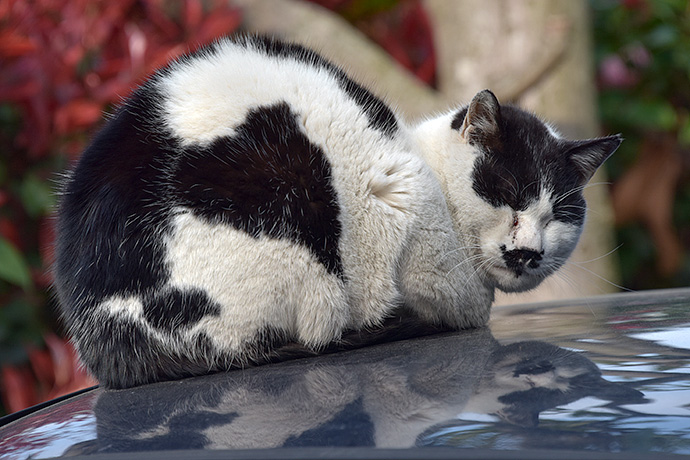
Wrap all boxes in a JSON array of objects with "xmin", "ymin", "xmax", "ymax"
[{"xmin": 543, "ymin": 220, "xmax": 582, "ymax": 268}]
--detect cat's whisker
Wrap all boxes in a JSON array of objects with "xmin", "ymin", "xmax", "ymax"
[
  {"xmin": 523, "ymin": 179, "xmax": 542, "ymax": 196},
  {"xmin": 442, "ymin": 243, "xmax": 484, "ymax": 252},
  {"xmin": 557, "ymin": 203, "xmax": 604, "ymax": 220},
  {"xmin": 439, "ymin": 245, "xmax": 484, "ymax": 262},
  {"xmin": 556, "ymin": 183, "xmax": 591, "ymax": 202},
  {"xmin": 498, "ymin": 168, "xmax": 520, "ymax": 202},
  {"xmin": 564, "ymin": 260, "xmax": 634, "ymax": 293},
  {"xmin": 444, "ymin": 253, "xmax": 487, "ymax": 276},
  {"xmin": 549, "ymin": 270, "xmax": 599, "ymax": 318},
  {"xmin": 556, "ymin": 204, "xmax": 588, "ymax": 211},
  {"xmin": 554, "ymin": 210, "xmax": 586, "ymax": 221},
  {"xmin": 454, "ymin": 255, "xmax": 499, "ymax": 294},
  {"xmin": 573, "ymin": 244, "xmax": 624, "ymax": 265},
  {"xmin": 553, "ymin": 182, "xmax": 611, "ymax": 212},
  {"xmin": 554, "ymin": 184, "xmax": 591, "ymax": 205},
  {"xmin": 582, "ymin": 181, "xmax": 612, "ymax": 191}
]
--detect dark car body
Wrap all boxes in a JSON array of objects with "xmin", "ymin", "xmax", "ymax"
[{"xmin": 2, "ymin": 288, "xmax": 690, "ymax": 459}]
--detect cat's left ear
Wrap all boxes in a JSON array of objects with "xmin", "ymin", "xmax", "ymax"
[
  {"xmin": 566, "ymin": 134, "xmax": 622, "ymax": 183},
  {"xmin": 454, "ymin": 89, "xmax": 502, "ymax": 149}
]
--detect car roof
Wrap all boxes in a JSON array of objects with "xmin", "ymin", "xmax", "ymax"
[{"xmin": 2, "ymin": 288, "xmax": 690, "ymax": 459}]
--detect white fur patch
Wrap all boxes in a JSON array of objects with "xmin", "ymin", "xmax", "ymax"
[
  {"xmin": 544, "ymin": 121, "xmax": 563, "ymax": 139},
  {"xmin": 165, "ymin": 210, "xmax": 349, "ymax": 350},
  {"xmin": 158, "ymin": 39, "xmax": 367, "ymax": 149},
  {"xmin": 101, "ymin": 295, "xmax": 143, "ymax": 320}
]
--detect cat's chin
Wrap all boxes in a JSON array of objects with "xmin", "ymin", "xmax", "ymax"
[{"xmin": 488, "ymin": 266, "xmax": 546, "ymax": 294}]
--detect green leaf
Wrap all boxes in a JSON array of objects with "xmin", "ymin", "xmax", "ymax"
[
  {"xmin": 601, "ymin": 92, "xmax": 678, "ymax": 131},
  {"xmin": 0, "ymin": 236, "xmax": 33, "ymax": 289},
  {"xmin": 631, "ymin": 99, "xmax": 677, "ymax": 130},
  {"xmin": 20, "ymin": 174, "xmax": 56, "ymax": 218},
  {"xmin": 646, "ymin": 24, "xmax": 679, "ymax": 48},
  {"xmin": 340, "ymin": 0, "xmax": 398, "ymax": 21},
  {"xmin": 680, "ymin": 120, "xmax": 690, "ymax": 148}
]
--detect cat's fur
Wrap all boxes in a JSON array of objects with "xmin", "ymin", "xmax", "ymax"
[{"xmin": 54, "ymin": 36, "xmax": 621, "ymax": 388}]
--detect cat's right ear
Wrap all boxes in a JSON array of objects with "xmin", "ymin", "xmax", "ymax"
[
  {"xmin": 566, "ymin": 134, "xmax": 623, "ymax": 184},
  {"xmin": 452, "ymin": 89, "xmax": 502, "ymax": 149}
]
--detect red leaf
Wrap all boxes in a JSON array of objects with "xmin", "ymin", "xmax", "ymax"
[
  {"xmin": 53, "ymin": 99, "xmax": 103, "ymax": 135},
  {"xmin": 0, "ymin": 218, "xmax": 22, "ymax": 248},
  {"xmin": 28, "ymin": 347, "xmax": 55, "ymax": 391},
  {"xmin": 142, "ymin": 0, "xmax": 181, "ymax": 39},
  {"xmin": 415, "ymin": 54, "xmax": 436, "ymax": 85},
  {"xmin": 0, "ymin": 77, "xmax": 41, "ymax": 102},
  {"xmin": 44, "ymin": 336, "xmax": 97, "ymax": 399},
  {"xmin": 196, "ymin": 12, "xmax": 242, "ymax": 47},
  {"xmin": 0, "ymin": 30, "xmax": 37, "ymax": 58},
  {"xmin": 184, "ymin": 0, "xmax": 203, "ymax": 31},
  {"xmin": 1, "ymin": 366, "xmax": 37, "ymax": 413},
  {"xmin": 37, "ymin": 217, "xmax": 56, "ymax": 287}
]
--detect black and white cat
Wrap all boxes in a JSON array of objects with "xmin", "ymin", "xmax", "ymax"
[{"xmin": 55, "ymin": 36, "xmax": 621, "ymax": 388}]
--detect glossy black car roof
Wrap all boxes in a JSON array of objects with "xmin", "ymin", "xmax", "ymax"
[{"xmin": 2, "ymin": 288, "xmax": 690, "ymax": 459}]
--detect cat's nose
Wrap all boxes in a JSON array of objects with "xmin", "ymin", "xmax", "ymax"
[{"xmin": 502, "ymin": 248, "xmax": 543, "ymax": 275}]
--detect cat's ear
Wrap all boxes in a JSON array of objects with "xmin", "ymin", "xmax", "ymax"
[
  {"xmin": 566, "ymin": 134, "xmax": 622, "ymax": 183},
  {"xmin": 455, "ymin": 89, "xmax": 502, "ymax": 148}
]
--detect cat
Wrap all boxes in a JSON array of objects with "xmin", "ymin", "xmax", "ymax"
[{"xmin": 54, "ymin": 35, "xmax": 621, "ymax": 389}]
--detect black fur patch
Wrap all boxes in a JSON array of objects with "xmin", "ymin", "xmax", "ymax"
[
  {"xmin": 450, "ymin": 107, "xmax": 469, "ymax": 132},
  {"xmin": 453, "ymin": 105, "xmax": 588, "ymax": 225},
  {"xmin": 245, "ymin": 326, "xmax": 297, "ymax": 366},
  {"xmin": 143, "ymin": 288, "xmax": 221, "ymax": 332},
  {"xmin": 81, "ymin": 316, "xmax": 226, "ymax": 388},
  {"xmin": 173, "ymin": 102, "xmax": 344, "ymax": 279},
  {"xmin": 513, "ymin": 358, "xmax": 555, "ymax": 377},
  {"xmin": 55, "ymin": 84, "xmax": 173, "ymax": 312}
]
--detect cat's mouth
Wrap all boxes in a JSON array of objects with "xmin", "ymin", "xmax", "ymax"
[{"xmin": 487, "ymin": 253, "xmax": 549, "ymax": 293}]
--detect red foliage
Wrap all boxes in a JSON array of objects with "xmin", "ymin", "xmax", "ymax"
[
  {"xmin": 1, "ymin": 335, "xmax": 97, "ymax": 414},
  {"xmin": 0, "ymin": 0, "xmax": 242, "ymax": 159},
  {"xmin": 364, "ymin": 0, "xmax": 436, "ymax": 86}
]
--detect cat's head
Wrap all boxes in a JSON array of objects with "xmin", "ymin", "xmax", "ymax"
[{"xmin": 441, "ymin": 90, "xmax": 621, "ymax": 293}]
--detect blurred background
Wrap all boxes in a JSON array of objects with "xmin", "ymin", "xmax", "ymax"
[{"xmin": 0, "ymin": 0, "xmax": 688, "ymax": 415}]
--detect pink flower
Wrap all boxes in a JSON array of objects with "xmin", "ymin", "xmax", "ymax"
[{"xmin": 600, "ymin": 54, "xmax": 639, "ymax": 88}]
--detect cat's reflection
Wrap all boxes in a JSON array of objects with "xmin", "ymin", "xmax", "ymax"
[{"xmin": 92, "ymin": 328, "xmax": 643, "ymax": 451}]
